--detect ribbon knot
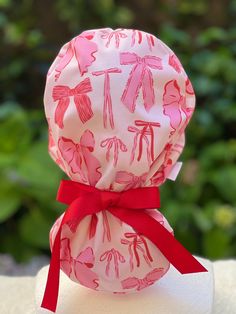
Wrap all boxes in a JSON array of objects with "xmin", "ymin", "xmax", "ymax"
[
  {"xmin": 41, "ymin": 180, "xmax": 207, "ymax": 313},
  {"xmin": 100, "ymin": 190, "xmax": 121, "ymax": 209}
]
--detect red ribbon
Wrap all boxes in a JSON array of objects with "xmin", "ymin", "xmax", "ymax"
[{"xmin": 41, "ymin": 180, "xmax": 207, "ymax": 312}]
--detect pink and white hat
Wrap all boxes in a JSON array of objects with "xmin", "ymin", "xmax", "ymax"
[{"xmin": 41, "ymin": 28, "xmax": 207, "ymax": 312}]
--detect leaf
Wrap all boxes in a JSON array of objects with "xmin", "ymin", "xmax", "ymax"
[
  {"xmin": 19, "ymin": 208, "xmax": 53, "ymax": 249},
  {"xmin": 0, "ymin": 104, "xmax": 31, "ymax": 154},
  {"xmin": 203, "ymin": 228, "xmax": 231, "ymax": 259},
  {"xmin": 192, "ymin": 208, "xmax": 212, "ymax": 232},
  {"xmin": 0, "ymin": 193, "xmax": 20, "ymax": 222},
  {"xmin": 17, "ymin": 140, "xmax": 63, "ymax": 201},
  {"xmin": 0, "ymin": 181, "xmax": 21, "ymax": 222},
  {"xmin": 211, "ymin": 166, "xmax": 236, "ymax": 203}
]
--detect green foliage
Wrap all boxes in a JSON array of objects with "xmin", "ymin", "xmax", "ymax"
[{"xmin": 0, "ymin": 0, "xmax": 236, "ymax": 261}]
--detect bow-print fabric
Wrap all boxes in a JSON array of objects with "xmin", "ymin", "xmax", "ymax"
[
  {"xmin": 131, "ymin": 30, "xmax": 155, "ymax": 51},
  {"xmin": 42, "ymin": 28, "xmax": 204, "ymax": 313},
  {"xmin": 121, "ymin": 232, "xmax": 153, "ymax": 271},
  {"xmin": 60, "ymin": 238, "xmax": 98, "ymax": 289},
  {"xmin": 92, "ymin": 68, "xmax": 121, "ymax": 129},
  {"xmin": 114, "ymin": 171, "xmax": 148, "ymax": 190},
  {"xmin": 53, "ymin": 77, "xmax": 93, "ymax": 129},
  {"xmin": 58, "ymin": 130, "xmax": 102, "ymax": 189},
  {"xmin": 128, "ymin": 120, "xmax": 160, "ymax": 165},
  {"xmin": 121, "ymin": 268, "xmax": 165, "ymax": 291},
  {"xmin": 100, "ymin": 136, "xmax": 127, "ymax": 166},
  {"xmin": 150, "ymin": 143, "xmax": 184, "ymax": 186},
  {"xmin": 120, "ymin": 52, "xmax": 163, "ymax": 113},
  {"xmin": 100, "ymin": 248, "xmax": 125, "ymax": 278},
  {"xmin": 163, "ymin": 80, "xmax": 185, "ymax": 135},
  {"xmin": 100, "ymin": 29, "xmax": 127, "ymax": 48},
  {"xmin": 51, "ymin": 31, "xmax": 97, "ymax": 81}
]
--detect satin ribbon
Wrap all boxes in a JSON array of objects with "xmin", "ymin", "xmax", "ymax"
[{"xmin": 41, "ymin": 180, "xmax": 207, "ymax": 312}]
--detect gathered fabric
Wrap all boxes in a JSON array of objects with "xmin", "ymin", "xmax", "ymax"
[{"xmin": 43, "ymin": 28, "xmax": 206, "ymax": 313}]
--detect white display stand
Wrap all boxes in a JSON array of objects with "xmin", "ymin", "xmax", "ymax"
[{"xmin": 35, "ymin": 256, "xmax": 213, "ymax": 314}]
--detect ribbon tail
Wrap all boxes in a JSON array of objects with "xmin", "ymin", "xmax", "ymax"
[
  {"xmin": 121, "ymin": 63, "xmax": 144, "ymax": 113},
  {"xmin": 142, "ymin": 69, "xmax": 155, "ymax": 112},
  {"xmin": 54, "ymin": 97, "xmax": 70, "ymax": 129},
  {"xmin": 74, "ymin": 94, "xmax": 93, "ymax": 123},
  {"xmin": 41, "ymin": 226, "xmax": 61, "ymax": 312},
  {"xmin": 110, "ymin": 208, "xmax": 208, "ymax": 274},
  {"xmin": 41, "ymin": 195, "xmax": 95, "ymax": 312}
]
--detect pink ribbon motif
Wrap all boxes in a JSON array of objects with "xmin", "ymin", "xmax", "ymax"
[
  {"xmin": 128, "ymin": 120, "xmax": 160, "ymax": 165},
  {"xmin": 121, "ymin": 232, "xmax": 153, "ymax": 272},
  {"xmin": 131, "ymin": 30, "xmax": 155, "ymax": 51},
  {"xmin": 150, "ymin": 143, "xmax": 183, "ymax": 186},
  {"xmin": 120, "ymin": 52, "xmax": 163, "ymax": 113},
  {"xmin": 51, "ymin": 31, "xmax": 97, "ymax": 81},
  {"xmin": 92, "ymin": 68, "xmax": 121, "ymax": 129},
  {"xmin": 47, "ymin": 118, "xmax": 66, "ymax": 171},
  {"xmin": 100, "ymin": 248, "xmax": 125, "ymax": 279},
  {"xmin": 100, "ymin": 136, "xmax": 127, "ymax": 166},
  {"xmin": 168, "ymin": 54, "xmax": 182, "ymax": 73},
  {"xmin": 100, "ymin": 29, "xmax": 127, "ymax": 48},
  {"xmin": 88, "ymin": 210, "xmax": 111, "ymax": 242},
  {"xmin": 60, "ymin": 238, "xmax": 99, "ymax": 289},
  {"xmin": 52, "ymin": 77, "xmax": 93, "ymax": 129},
  {"xmin": 58, "ymin": 130, "xmax": 102, "ymax": 194},
  {"xmin": 178, "ymin": 79, "xmax": 195, "ymax": 135},
  {"xmin": 163, "ymin": 79, "xmax": 185, "ymax": 135},
  {"xmin": 121, "ymin": 268, "xmax": 165, "ymax": 291},
  {"xmin": 115, "ymin": 171, "xmax": 148, "ymax": 190}
]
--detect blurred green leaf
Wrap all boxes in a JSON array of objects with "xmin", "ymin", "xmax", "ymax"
[
  {"xmin": 203, "ymin": 228, "xmax": 231, "ymax": 259},
  {"xmin": 19, "ymin": 208, "xmax": 52, "ymax": 249},
  {"xmin": 0, "ymin": 193, "xmax": 20, "ymax": 222}
]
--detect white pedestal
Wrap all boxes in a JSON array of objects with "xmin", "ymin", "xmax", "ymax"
[{"xmin": 35, "ymin": 257, "xmax": 213, "ymax": 314}]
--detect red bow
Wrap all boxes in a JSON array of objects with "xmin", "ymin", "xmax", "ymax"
[
  {"xmin": 41, "ymin": 180, "xmax": 207, "ymax": 312},
  {"xmin": 52, "ymin": 77, "xmax": 93, "ymax": 128}
]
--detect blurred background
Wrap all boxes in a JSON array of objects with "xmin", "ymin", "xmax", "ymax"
[{"xmin": 0, "ymin": 0, "xmax": 236, "ymax": 273}]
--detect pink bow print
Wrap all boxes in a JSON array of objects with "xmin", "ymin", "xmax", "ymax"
[
  {"xmin": 178, "ymin": 79, "xmax": 195, "ymax": 135},
  {"xmin": 120, "ymin": 52, "xmax": 163, "ymax": 113},
  {"xmin": 47, "ymin": 117, "xmax": 66, "ymax": 171},
  {"xmin": 121, "ymin": 232, "xmax": 153, "ymax": 272},
  {"xmin": 60, "ymin": 238, "xmax": 99, "ymax": 289},
  {"xmin": 100, "ymin": 248, "xmax": 125, "ymax": 279},
  {"xmin": 58, "ymin": 130, "xmax": 102, "ymax": 192},
  {"xmin": 92, "ymin": 68, "xmax": 121, "ymax": 129},
  {"xmin": 60, "ymin": 238, "xmax": 74, "ymax": 277},
  {"xmin": 51, "ymin": 31, "xmax": 97, "ymax": 81},
  {"xmin": 163, "ymin": 80, "xmax": 185, "ymax": 135},
  {"xmin": 150, "ymin": 143, "xmax": 183, "ymax": 185},
  {"xmin": 100, "ymin": 136, "xmax": 127, "ymax": 166},
  {"xmin": 128, "ymin": 120, "xmax": 160, "ymax": 165},
  {"xmin": 100, "ymin": 29, "xmax": 127, "ymax": 48},
  {"xmin": 115, "ymin": 171, "xmax": 147, "ymax": 190},
  {"xmin": 101, "ymin": 210, "xmax": 111, "ymax": 242},
  {"xmin": 186, "ymin": 78, "xmax": 194, "ymax": 95},
  {"xmin": 52, "ymin": 77, "xmax": 93, "ymax": 129},
  {"xmin": 168, "ymin": 54, "xmax": 182, "ymax": 73},
  {"xmin": 131, "ymin": 30, "xmax": 155, "ymax": 51},
  {"xmin": 121, "ymin": 268, "xmax": 165, "ymax": 291}
]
